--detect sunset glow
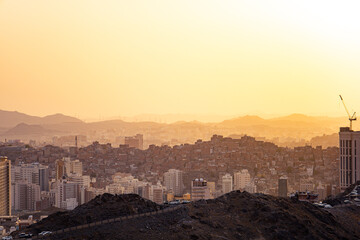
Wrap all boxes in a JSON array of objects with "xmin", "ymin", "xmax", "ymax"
[{"xmin": 1, "ymin": 0, "xmax": 360, "ymax": 119}]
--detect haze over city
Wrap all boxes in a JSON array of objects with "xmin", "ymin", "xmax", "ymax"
[
  {"xmin": 1, "ymin": 0, "xmax": 360, "ymax": 120},
  {"xmin": 1, "ymin": 1, "xmax": 360, "ymax": 240}
]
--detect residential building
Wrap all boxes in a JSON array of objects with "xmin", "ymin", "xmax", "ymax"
[
  {"xmin": 222, "ymin": 173, "xmax": 233, "ymax": 194},
  {"xmin": 163, "ymin": 169, "xmax": 183, "ymax": 196},
  {"xmin": 14, "ymin": 181, "xmax": 40, "ymax": 211},
  {"xmin": 278, "ymin": 177, "xmax": 288, "ymax": 197},
  {"xmin": 125, "ymin": 134, "xmax": 143, "ymax": 150},
  {"xmin": 234, "ymin": 169, "xmax": 250, "ymax": 190},
  {"xmin": 56, "ymin": 158, "xmax": 83, "ymax": 180},
  {"xmin": 0, "ymin": 156, "xmax": 11, "ymax": 216},
  {"xmin": 339, "ymin": 127, "xmax": 360, "ymax": 190},
  {"xmin": 191, "ymin": 178, "xmax": 210, "ymax": 201},
  {"xmin": 207, "ymin": 181, "xmax": 216, "ymax": 199}
]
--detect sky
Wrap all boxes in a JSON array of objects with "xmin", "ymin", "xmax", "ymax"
[{"xmin": 1, "ymin": 0, "xmax": 360, "ymax": 120}]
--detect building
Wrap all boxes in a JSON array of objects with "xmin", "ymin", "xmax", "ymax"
[
  {"xmin": 207, "ymin": 181, "xmax": 216, "ymax": 199},
  {"xmin": 339, "ymin": 127, "xmax": 360, "ymax": 190},
  {"xmin": 53, "ymin": 179, "xmax": 79, "ymax": 210},
  {"xmin": 234, "ymin": 169, "xmax": 250, "ymax": 190},
  {"xmin": 14, "ymin": 181, "xmax": 40, "ymax": 211},
  {"xmin": 163, "ymin": 169, "xmax": 183, "ymax": 196},
  {"xmin": 222, "ymin": 173, "xmax": 233, "ymax": 194},
  {"xmin": 11, "ymin": 163, "xmax": 49, "ymax": 191},
  {"xmin": 68, "ymin": 174, "xmax": 90, "ymax": 188},
  {"xmin": 124, "ymin": 134, "xmax": 143, "ymax": 150},
  {"xmin": 0, "ymin": 156, "xmax": 11, "ymax": 216},
  {"xmin": 299, "ymin": 179, "xmax": 314, "ymax": 192},
  {"xmin": 56, "ymin": 158, "xmax": 83, "ymax": 180},
  {"xmin": 278, "ymin": 177, "xmax": 288, "ymax": 197},
  {"xmin": 152, "ymin": 184, "xmax": 164, "ymax": 204},
  {"xmin": 55, "ymin": 159, "xmax": 66, "ymax": 180},
  {"xmin": 191, "ymin": 178, "xmax": 210, "ymax": 201},
  {"xmin": 70, "ymin": 160, "xmax": 83, "ymax": 176},
  {"xmin": 244, "ymin": 180, "xmax": 257, "ymax": 193},
  {"xmin": 38, "ymin": 166, "xmax": 49, "ymax": 191}
]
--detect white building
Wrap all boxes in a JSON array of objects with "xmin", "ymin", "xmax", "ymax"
[
  {"xmin": 234, "ymin": 169, "xmax": 251, "ymax": 190},
  {"xmin": 222, "ymin": 173, "xmax": 233, "ymax": 194},
  {"xmin": 339, "ymin": 127, "xmax": 360, "ymax": 190},
  {"xmin": 61, "ymin": 198, "xmax": 78, "ymax": 210},
  {"xmin": 11, "ymin": 163, "xmax": 49, "ymax": 191},
  {"xmin": 53, "ymin": 179, "xmax": 79, "ymax": 210},
  {"xmin": 163, "ymin": 169, "xmax": 183, "ymax": 196},
  {"xmin": 245, "ymin": 180, "xmax": 257, "ymax": 193},
  {"xmin": 68, "ymin": 174, "xmax": 90, "ymax": 188}
]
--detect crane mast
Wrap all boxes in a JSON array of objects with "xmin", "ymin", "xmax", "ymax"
[{"xmin": 339, "ymin": 95, "xmax": 357, "ymax": 130}]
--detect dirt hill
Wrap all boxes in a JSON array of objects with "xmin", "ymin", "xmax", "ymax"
[{"xmin": 18, "ymin": 191, "xmax": 360, "ymax": 240}]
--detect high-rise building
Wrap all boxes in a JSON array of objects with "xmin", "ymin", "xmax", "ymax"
[
  {"xmin": 163, "ymin": 169, "xmax": 183, "ymax": 196},
  {"xmin": 11, "ymin": 163, "xmax": 49, "ymax": 191},
  {"xmin": 0, "ymin": 156, "xmax": 11, "ymax": 216},
  {"xmin": 124, "ymin": 134, "xmax": 143, "ymax": 150},
  {"xmin": 278, "ymin": 177, "xmax": 288, "ymax": 197},
  {"xmin": 339, "ymin": 127, "xmax": 360, "ymax": 190},
  {"xmin": 53, "ymin": 179, "xmax": 79, "ymax": 210},
  {"xmin": 14, "ymin": 181, "xmax": 40, "ymax": 211},
  {"xmin": 39, "ymin": 166, "xmax": 49, "ymax": 191},
  {"xmin": 234, "ymin": 169, "xmax": 250, "ymax": 191},
  {"xmin": 222, "ymin": 174, "xmax": 233, "ymax": 194},
  {"xmin": 55, "ymin": 158, "xmax": 66, "ymax": 180},
  {"xmin": 191, "ymin": 178, "xmax": 211, "ymax": 201}
]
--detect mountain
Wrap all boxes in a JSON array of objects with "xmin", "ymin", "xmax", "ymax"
[
  {"xmin": 0, "ymin": 110, "xmax": 83, "ymax": 128},
  {"xmin": 2, "ymin": 123, "xmax": 60, "ymax": 136},
  {"xmin": 218, "ymin": 115, "xmax": 266, "ymax": 127},
  {"xmin": 16, "ymin": 191, "xmax": 360, "ymax": 239},
  {"xmin": 0, "ymin": 110, "xmax": 349, "ymax": 148},
  {"xmin": 310, "ymin": 133, "xmax": 339, "ymax": 148}
]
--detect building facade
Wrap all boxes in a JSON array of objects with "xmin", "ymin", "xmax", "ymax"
[
  {"xmin": 163, "ymin": 169, "xmax": 183, "ymax": 196},
  {"xmin": 278, "ymin": 177, "xmax": 288, "ymax": 197},
  {"xmin": 222, "ymin": 173, "xmax": 233, "ymax": 194},
  {"xmin": 191, "ymin": 178, "xmax": 210, "ymax": 201},
  {"xmin": 0, "ymin": 156, "xmax": 11, "ymax": 216},
  {"xmin": 234, "ymin": 169, "xmax": 250, "ymax": 191},
  {"xmin": 339, "ymin": 127, "xmax": 360, "ymax": 190}
]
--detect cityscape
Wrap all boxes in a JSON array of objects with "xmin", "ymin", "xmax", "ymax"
[{"xmin": 1, "ymin": 1, "xmax": 360, "ymax": 239}]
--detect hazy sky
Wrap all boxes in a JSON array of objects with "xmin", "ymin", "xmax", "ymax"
[{"xmin": 1, "ymin": 0, "xmax": 360, "ymax": 119}]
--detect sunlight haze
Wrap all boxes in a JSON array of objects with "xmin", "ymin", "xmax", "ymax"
[{"xmin": 1, "ymin": 0, "xmax": 360, "ymax": 120}]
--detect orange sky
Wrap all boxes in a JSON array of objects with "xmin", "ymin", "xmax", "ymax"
[{"xmin": 1, "ymin": 1, "xmax": 360, "ymax": 120}]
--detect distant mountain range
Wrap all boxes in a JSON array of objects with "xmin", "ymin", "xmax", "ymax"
[
  {"xmin": 0, "ymin": 110, "xmax": 349, "ymax": 147},
  {"xmin": 0, "ymin": 110, "xmax": 83, "ymax": 128}
]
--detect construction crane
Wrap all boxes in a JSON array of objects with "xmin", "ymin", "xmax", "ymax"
[{"xmin": 339, "ymin": 95, "xmax": 357, "ymax": 130}]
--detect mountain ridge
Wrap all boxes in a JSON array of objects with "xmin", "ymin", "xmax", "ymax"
[{"xmin": 0, "ymin": 110, "xmax": 83, "ymax": 128}]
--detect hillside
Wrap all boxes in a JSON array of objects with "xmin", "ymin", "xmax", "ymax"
[
  {"xmin": 2, "ymin": 123, "xmax": 59, "ymax": 136},
  {"xmin": 0, "ymin": 110, "xmax": 82, "ymax": 128},
  {"xmin": 0, "ymin": 110, "xmax": 349, "ymax": 148},
  {"xmin": 17, "ymin": 192, "xmax": 360, "ymax": 240}
]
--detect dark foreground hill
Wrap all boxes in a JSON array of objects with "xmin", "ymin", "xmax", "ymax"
[{"xmin": 18, "ymin": 191, "xmax": 360, "ymax": 240}]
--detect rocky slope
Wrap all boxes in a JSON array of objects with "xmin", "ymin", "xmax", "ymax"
[
  {"xmin": 20, "ymin": 194, "xmax": 164, "ymax": 234},
  {"xmin": 18, "ymin": 191, "xmax": 360, "ymax": 240}
]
